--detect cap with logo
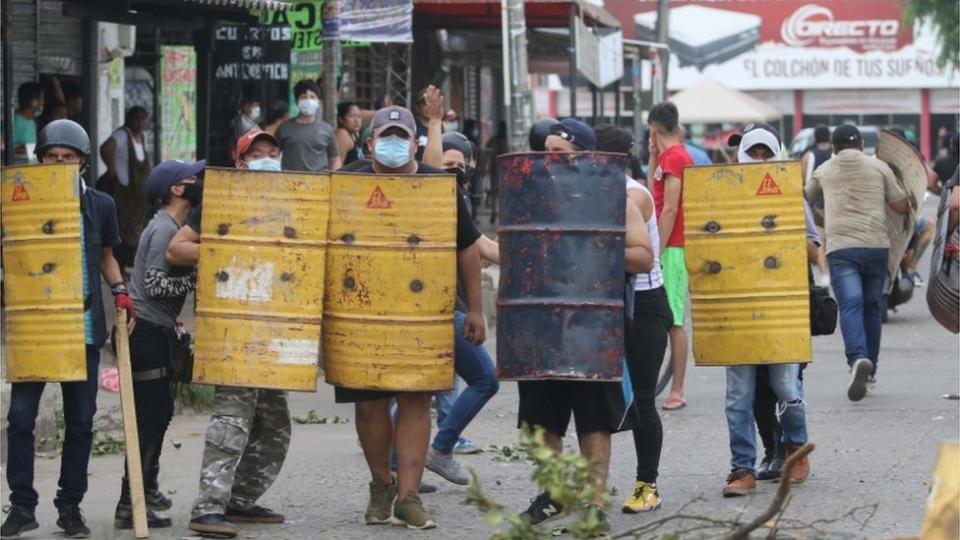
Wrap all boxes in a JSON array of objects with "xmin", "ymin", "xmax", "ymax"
[
  {"xmin": 552, "ymin": 118, "xmax": 597, "ymax": 151},
  {"xmin": 372, "ymin": 106, "xmax": 416, "ymax": 139},
  {"xmin": 147, "ymin": 159, "xmax": 206, "ymax": 201},
  {"xmin": 235, "ymin": 128, "xmax": 279, "ymax": 158},
  {"xmin": 832, "ymin": 124, "xmax": 862, "ymax": 146},
  {"xmin": 728, "ymin": 122, "xmax": 781, "ymax": 155}
]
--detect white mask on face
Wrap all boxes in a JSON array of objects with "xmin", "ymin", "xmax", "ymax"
[
  {"xmin": 297, "ymin": 98, "xmax": 320, "ymax": 117},
  {"xmin": 248, "ymin": 106, "xmax": 261, "ymax": 122}
]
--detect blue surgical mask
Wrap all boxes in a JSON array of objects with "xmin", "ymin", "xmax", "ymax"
[
  {"xmin": 374, "ymin": 136, "xmax": 412, "ymax": 168},
  {"xmin": 445, "ymin": 121, "xmax": 459, "ymax": 132},
  {"xmin": 247, "ymin": 157, "xmax": 282, "ymax": 172}
]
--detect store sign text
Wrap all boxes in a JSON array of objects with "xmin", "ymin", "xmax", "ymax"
[{"xmin": 744, "ymin": 56, "xmax": 941, "ymax": 79}]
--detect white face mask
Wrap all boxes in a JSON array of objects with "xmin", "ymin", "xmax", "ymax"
[
  {"xmin": 248, "ymin": 106, "xmax": 261, "ymax": 122},
  {"xmin": 297, "ymin": 98, "xmax": 320, "ymax": 117}
]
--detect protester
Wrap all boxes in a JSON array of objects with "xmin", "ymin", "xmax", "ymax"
[
  {"xmin": 166, "ymin": 129, "xmax": 289, "ymax": 539},
  {"xmin": 932, "ymin": 132, "xmax": 959, "ymax": 191},
  {"xmin": 801, "ymin": 124, "xmax": 833, "ymax": 286},
  {"xmin": 336, "ymin": 106, "xmax": 487, "ymax": 530},
  {"xmin": 719, "ymin": 123, "xmax": 814, "ymax": 497},
  {"xmin": 517, "ymin": 118, "xmax": 653, "ymax": 534},
  {"xmin": 806, "ymin": 125, "xmax": 910, "ymax": 401},
  {"xmin": 647, "ymin": 101, "xmax": 694, "ymax": 411},
  {"xmin": 335, "ymin": 102, "xmax": 363, "ymax": 166},
  {"xmin": 13, "ymin": 82, "xmax": 43, "ymax": 164},
  {"xmin": 276, "ymin": 79, "xmax": 340, "ymax": 172},
  {"xmin": 419, "ymin": 132, "xmax": 500, "ymax": 485},
  {"xmin": 113, "ymin": 159, "xmax": 203, "ymax": 530},
  {"xmin": 2, "ymin": 119, "xmax": 134, "ymax": 539},
  {"xmin": 232, "ymin": 97, "xmax": 261, "ymax": 139},
  {"xmin": 594, "ymin": 124, "xmax": 669, "ymax": 514},
  {"xmin": 100, "ymin": 106, "xmax": 154, "ymax": 270}
]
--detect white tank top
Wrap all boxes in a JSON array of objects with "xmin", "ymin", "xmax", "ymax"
[{"xmin": 626, "ymin": 177, "xmax": 664, "ymax": 291}]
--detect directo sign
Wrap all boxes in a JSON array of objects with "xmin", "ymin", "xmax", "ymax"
[{"xmin": 781, "ymin": 4, "xmax": 900, "ymax": 51}]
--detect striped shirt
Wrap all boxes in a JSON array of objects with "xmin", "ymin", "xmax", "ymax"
[{"xmin": 626, "ymin": 177, "xmax": 664, "ymax": 291}]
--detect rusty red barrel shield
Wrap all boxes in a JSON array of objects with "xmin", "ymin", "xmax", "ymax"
[{"xmin": 496, "ymin": 152, "xmax": 628, "ymax": 381}]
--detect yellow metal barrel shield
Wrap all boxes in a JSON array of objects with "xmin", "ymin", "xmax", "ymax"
[
  {"xmin": 323, "ymin": 172, "xmax": 456, "ymax": 391},
  {"xmin": 684, "ymin": 161, "xmax": 811, "ymax": 365},
  {"xmin": 193, "ymin": 168, "xmax": 329, "ymax": 391},
  {"xmin": 2, "ymin": 164, "xmax": 86, "ymax": 381}
]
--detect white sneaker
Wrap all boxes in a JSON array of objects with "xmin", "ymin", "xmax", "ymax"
[
  {"xmin": 425, "ymin": 449, "xmax": 469, "ymax": 485},
  {"xmin": 847, "ymin": 358, "xmax": 873, "ymax": 402}
]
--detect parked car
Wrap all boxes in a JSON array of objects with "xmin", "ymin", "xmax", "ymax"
[{"xmin": 789, "ymin": 125, "xmax": 880, "ymax": 158}]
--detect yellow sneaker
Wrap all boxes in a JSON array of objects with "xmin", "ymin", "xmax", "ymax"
[{"xmin": 621, "ymin": 481, "xmax": 662, "ymax": 514}]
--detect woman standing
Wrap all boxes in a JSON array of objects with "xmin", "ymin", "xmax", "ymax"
[{"xmin": 335, "ymin": 101, "xmax": 363, "ymax": 166}]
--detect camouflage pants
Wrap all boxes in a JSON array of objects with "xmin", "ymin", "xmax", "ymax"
[{"xmin": 191, "ymin": 386, "xmax": 291, "ymax": 517}]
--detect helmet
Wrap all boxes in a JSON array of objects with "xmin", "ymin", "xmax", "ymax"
[
  {"xmin": 441, "ymin": 131, "xmax": 473, "ymax": 162},
  {"xmin": 528, "ymin": 117, "xmax": 559, "ymax": 152},
  {"xmin": 35, "ymin": 119, "xmax": 90, "ymax": 161}
]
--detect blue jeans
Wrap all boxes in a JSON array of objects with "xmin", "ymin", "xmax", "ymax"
[
  {"xmin": 7, "ymin": 346, "xmax": 100, "ymax": 511},
  {"xmin": 432, "ymin": 311, "xmax": 499, "ymax": 453},
  {"xmin": 725, "ymin": 364, "xmax": 806, "ymax": 472},
  {"xmin": 827, "ymin": 247, "xmax": 888, "ymax": 371}
]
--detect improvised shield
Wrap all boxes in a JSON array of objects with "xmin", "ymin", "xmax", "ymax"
[
  {"xmin": 684, "ymin": 161, "xmax": 811, "ymax": 366},
  {"xmin": 323, "ymin": 172, "xmax": 457, "ymax": 391},
  {"xmin": 496, "ymin": 152, "xmax": 627, "ymax": 381},
  {"xmin": 193, "ymin": 168, "xmax": 328, "ymax": 392},
  {"xmin": 876, "ymin": 129, "xmax": 927, "ymax": 295},
  {"xmin": 2, "ymin": 164, "xmax": 87, "ymax": 382},
  {"xmin": 927, "ymin": 180, "xmax": 959, "ymax": 334}
]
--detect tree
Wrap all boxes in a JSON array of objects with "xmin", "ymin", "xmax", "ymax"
[{"xmin": 905, "ymin": 0, "xmax": 959, "ymax": 70}]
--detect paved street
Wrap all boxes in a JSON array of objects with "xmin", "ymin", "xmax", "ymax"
[{"xmin": 6, "ymin": 202, "xmax": 960, "ymax": 540}]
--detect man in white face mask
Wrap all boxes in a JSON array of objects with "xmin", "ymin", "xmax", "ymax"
[
  {"xmin": 275, "ymin": 79, "xmax": 341, "ymax": 172},
  {"xmin": 233, "ymin": 97, "xmax": 261, "ymax": 140},
  {"xmin": 720, "ymin": 123, "xmax": 814, "ymax": 498}
]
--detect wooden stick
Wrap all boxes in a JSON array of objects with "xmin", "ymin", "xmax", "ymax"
[{"xmin": 116, "ymin": 310, "xmax": 149, "ymax": 538}]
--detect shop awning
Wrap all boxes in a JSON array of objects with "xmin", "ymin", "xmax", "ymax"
[
  {"xmin": 180, "ymin": 0, "xmax": 293, "ymax": 10},
  {"xmin": 668, "ymin": 79, "xmax": 782, "ymax": 124},
  {"xmin": 413, "ymin": 0, "xmax": 620, "ymax": 29}
]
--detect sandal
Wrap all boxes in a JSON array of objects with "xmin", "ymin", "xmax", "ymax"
[{"xmin": 662, "ymin": 395, "xmax": 687, "ymax": 410}]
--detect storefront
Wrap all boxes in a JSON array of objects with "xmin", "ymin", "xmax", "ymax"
[{"xmin": 605, "ymin": 0, "xmax": 960, "ymax": 160}]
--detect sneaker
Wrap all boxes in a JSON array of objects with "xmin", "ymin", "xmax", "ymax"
[
  {"xmin": 146, "ymin": 489, "xmax": 173, "ymax": 511},
  {"xmin": 188, "ymin": 514, "xmax": 238, "ymax": 538},
  {"xmin": 419, "ymin": 481, "xmax": 438, "ymax": 494},
  {"xmin": 426, "ymin": 448, "xmax": 469, "ymax": 485},
  {"xmin": 391, "ymin": 493, "xmax": 436, "ymax": 530},
  {"xmin": 785, "ymin": 444, "xmax": 810, "ymax": 483},
  {"xmin": 454, "ymin": 437, "xmax": 483, "ymax": 455},
  {"xmin": 866, "ymin": 376, "xmax": 877, "ymax": 395},
  {"xmin": 225, "ymin": 505, "xmax": 284, "ymax": 524},
  {"xmin": 519, "ymin": 491, "xmax": 567, "ymax": 525},
  {"xmin": 621, "ymin": 481, "xmax": 661, "ymax": 513},
  {"xmin": 722, "ymin": 469, "xmax": 756, "ymax": 497},
  {"xmin": 910, "ymin": 271, "xmax": 924, "ymax": 287},
  {"xmin": 114, "ymin": 502, "xmax": 172, "ymax": 529},
  {"xmin": 848, "ymin": 358, "xmax": 873, "ymax": 402},
  {"xmin": 758, "ymin": 455, "xmax": 784, "ymax": 481},
  {"xmin": 1, "ymin": 506, "xmax": 38, "ymax": 539},
  {"xmin": 365, "ymin": 476, "xmax": 397, "ymax": 525},
  {"xmin": 756, "ymin": 456, "xmax": 774, "ymax": 480},
  {"xmin": 56, "ymin": 505, "xmax": 90, "ymax": 538}
]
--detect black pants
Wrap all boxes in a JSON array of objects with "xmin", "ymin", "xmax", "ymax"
[
  {"xmin": 754, "ymin": 367, "xmax": 782, "ymax": 460},
  {"xmin": 7, "ymin": 346, "xmax": 99, "ymax": 511},
  {"xmin": 627, "ymin": 288, "xmax": 672, "ymax": 483},
  {"xmin": 119, "ymin": 319, "xmax": 174, "ymax": 503}
]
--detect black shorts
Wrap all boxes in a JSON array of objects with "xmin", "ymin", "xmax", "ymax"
[
  {"xmin": 334, "ymin": 387, "xmax": 394, "ymax": 403},
  {"xmin": 517, "ymin": 380, "xmax": 636, "ymax": 437}
]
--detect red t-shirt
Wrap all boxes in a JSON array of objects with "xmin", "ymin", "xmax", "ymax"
[{"xmin": 651, "ymin": 143, "xmax": 693, "ymax": 247}]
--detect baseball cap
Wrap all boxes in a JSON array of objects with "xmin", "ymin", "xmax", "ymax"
[
  {"xmin": 372, "ymin": 106, "xmax": 416, "ymax": 139},
  {"xmin": 832, "ymin": 124, "xmax": 862, "ymax": 146},
  {"xmin": 728, "ymin": 122, "xmax": 781, "ymax": 155},
  {"xmin": 235, "ymin": 128, "xmax": 279, "ymax": 158},
  {"xmin": 147, "ymin": 159, "xmax": 206, "ymax": 201},
  {"xmin": 552, "ymin": 118, "xmax": 597, "ymax": 151},
  {"xmin": 442, "ymin": 132, "xmax": 473, "ymax": 161}
]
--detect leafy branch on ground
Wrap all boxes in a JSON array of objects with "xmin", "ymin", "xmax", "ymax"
[
  {"xmin": 487, "ymin": 443, "xmax": 533, "ymax": 463},
  {"xmin": 292, "ymin": 410, "xmax": 350, "ymax": 424},
  {"xmin": 466, "ymin": 427, "xmax": 610, "ymax": 539},
  {"xmin": 39, "ymin": 408, "xmax": 126, "ymax": 457}
]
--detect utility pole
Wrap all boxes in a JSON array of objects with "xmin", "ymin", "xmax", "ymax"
[
  {"xmin": 654, "ymin": 0, "xmax": 670, "ymax": 96},
  {"xmin": 502, "ymin": 0, "xmax": 533, "ymax": 152},
  {"xmin": 322, "ymin": 0, "xmax": 341, "ymax": 126}
]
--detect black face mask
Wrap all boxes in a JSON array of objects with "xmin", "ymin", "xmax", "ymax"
[
  {"xmin": 465, "ymin": 166, "xmax": 477, "ymax": 186},
  {"xmin": 444, "ymin": 166, "xmax": 467, "ymax": 187},
  {"xmin": 182, "ymin": 179, "xmax": 203, "ymax": 207}
]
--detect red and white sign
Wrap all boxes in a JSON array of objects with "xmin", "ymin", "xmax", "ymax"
[{"xmin": 606, "ymin": 0, "xmax": 959, "ymax": 91}]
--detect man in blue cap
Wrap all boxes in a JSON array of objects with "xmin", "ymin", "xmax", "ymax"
[{"xmin": 112, "ymin": 159, "xmax": 204, "ymax": 530}]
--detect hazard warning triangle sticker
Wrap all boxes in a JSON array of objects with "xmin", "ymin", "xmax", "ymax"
[
  {"xmin": 11, "ymin": 184, "xmax": 30, "ymax": 202},
  {"xmin": 755, "ymin": 173, "xmax": 783, "ymax": 196},
  {"xmin": 366, "ymin": 185, "xmax": 392, "ymax": 209}
]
